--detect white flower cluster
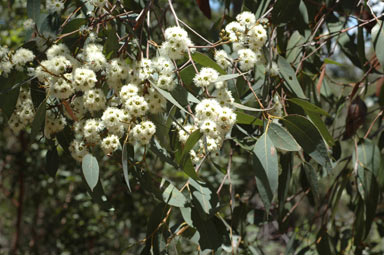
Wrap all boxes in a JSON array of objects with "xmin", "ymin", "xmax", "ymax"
[
  {"xmin": 23, "ymin": 19, "xmax": 35, "ymax": 30},
  {"xmin": 22, "ymin": 37, "xmax": 171, "ymax": 161},
  {"xmin": 0, "ymin": 46, "xmax": 12, "ymax": 76},
  {"xmin": 0, "ymin": 47, "xmax": 35, "ymax": 76},
  {"xmin": 214, "ymin": 50, "xmax": 231, "ymax": 70},
  {"xmin": 151, "ymin": 56, "xmax": 177, "ymax": 91},
  {"xmin": 176, "ymin": 87, "xmax": 236, "ymax": 162},
  {"xmin": 193, "ymin": 67, "xmax": 220, "ymax": 89},
  {"xmin": 44, "ymin": 109, "xmax": 66, "ymax": 139},
  {"xmin": 3, "ymin": 18, "xmax": 244, "ymax": 165},
  {"xmin": 222, "ymin": 11, "xmax": 268, "ymax": 71},
  {"xmin": 8, "ymin": 87, "xmax": 35, "ymax": 135},
  {"xmin": 46, "ymin": 0, "xmax": 65, "ymax": 13},
  {"xmin": 160, "ymin": 26, "xmax": 194, "ymax": 60}
]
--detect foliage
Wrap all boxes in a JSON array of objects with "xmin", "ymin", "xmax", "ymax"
[{"xmin": 1, "ymin": 0, "xmax": 384, "ymax": 254}]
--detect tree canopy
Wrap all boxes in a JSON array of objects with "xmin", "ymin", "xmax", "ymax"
[{"xmin": 1, "ymin": 0, "xmax": 384, "ymax": 254}]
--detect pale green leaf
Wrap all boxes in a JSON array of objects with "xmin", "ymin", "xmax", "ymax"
[{"xmin": 82, "ymin": 154, "xmax": 100, "ymax": 191}]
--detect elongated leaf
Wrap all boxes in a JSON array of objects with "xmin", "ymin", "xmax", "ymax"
[
  {"xmin": 27, "ymin": 0, "xmax": 40, "ymax": 23},
  {"xmin": 316, "ymin": 229, "xmax": 336, "ymax": 254},
  {"xmin": 278, "ymin": 56, "xmax": 306, "ymax": 99},
  {"xmin": 235, "ymin": 111, "xmax": 263, "ymax": 125},
  {"xmin": 31, "ymin": 98, "xmax": 46, "ymax": 138},
  {"xmin": 122, "ymin": 143, "xmax": 133, "ymax": 192},
  {"xmin": 46, "ymin": 147, "xmax": 59, "ymax": 177},
  {"xmin": 190, "ymin": 209, "xmax": 228, "ymax": 250},
  {"xmin": 104, "ymin": 28, "xmax": 119, "ymax": 59},
  {"xmin": 268, "ymin": 123, "xmax": 300, "ymax": 151},
  {"xmin": 82, "ymin": 154, "xmax": 99, "ymax": 191},
  {"xmin": 162, "ymin": 182, "xmax": 188, "ymax": 207},
  {"xmin": 288, "ymin": 98, "xmax": 329, "ymax": 116},
  {"xmin": 323, "ymin": 58, "xmax": 343, "ymax": 66},
  {"xmin": 255, "ymin": 0, "xmax": 272, "ymax": 18},
  {"xmin": 86, "ymin": 179, "xmax": 114, "ymax": 211},
  {"xmin": 306, "ymin": 111, "xmax": 335, "ymax": 146},
  {"xmin": 152, "ymin": 83, "xmax": 190, "ymax": 115},
  {"xmin": 282, "ymin": 115, "xmax": 332, "ymax": 171},
  {"xmin": 189, "ymin": 178, "xmax": 219, "ymax": 218},
  {"xmin": 302, "ymin": 163, "xmax": 319, "ymax": 203},
  {"xmin": 191, "ymin": 52, "xmax": 226, "ymax": 74},
  {"xmin": 0, "ymin": 73, "xmax": 24, "ymax": 120},
  {"xmin": 180, "ymin": 64, "xmax": 197, "ymax": 86},
  {"xmin": 179, "ymin": 130, "xmax": 202, "ymax": 163},
  {"xmin": 271, "ymin": 0, "xmax": 301, "ymax": 24},
  {"xmin": 372, "ymin": 21, "xmax": 384, "ymax": 68},
  {"xmin": 278, "ymin": 153, "xmax": 293, "ymax": 216},
  {"xmin": 150, "ymin": 140, "xmax": 178, "ymax": 168},
  {"xmin": 253, "ymin": 132, "xmax": 278, "ymax": 211},
  {"xmin": 215, "ymin": 73, "xmax": 242, "ymax": 83},
  {"xmin": 354, "ymin": 139, "xmax": 381, "ymax": 177},
  {"xmin": 181, "ymin": 156, "xmax": 199, "ymax": 180},
  {"xmin": 286, "ymin": 31, "xmax": 305, "ymax": 63},
  {"xmin": 354, "ymin": 140, "xmax": 381, "ymax": 198},
  {"xmin": 233, "ymin": 102, "xmax": 271, "ymax": 112}
]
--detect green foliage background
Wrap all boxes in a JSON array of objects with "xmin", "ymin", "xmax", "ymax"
[{"xmin": 1, "ymin": 0, "xmax": 384, "ymax": 254}]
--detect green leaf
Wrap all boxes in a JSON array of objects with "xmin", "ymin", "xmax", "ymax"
[
  {"xmin": 150, "ymin": 140, "xmax": 179, "ymax": 168},
  {"xmin": 56, "ymin": 126, "xmax": 73, "ymax": 154},
  {"xmin": 271, "ymin": 0, "xmax": 301, "ymax": 24},
  {"xmin": 354, "ymin": 139, "xmax": 381, "ymax": 199},
  {"xmin": 181, "ymin": 157, "xmax": 199, "ymax": 180},
  {"xmin": 178, "ymin": 131, "xmax": 202, "ymax": 163},
  {"xmin": 27, "ymin": 0, "xmax": 40, "ymax": 23},
  {"xmin": 235, "ymin": 111, "xmax": 263, "ymax": 125},
  {"xmin": 316, "ymin": 229, "xmax": 336, "ymax": 254},
  {"xmin": 372, "ymin": 21, "xmax": 384, "ymax": 69},
  {"xmin": 104, "ymin": 28, "xmax": 119, "ymax": 59},
  {"xmin": 46, "ymin": 146, "xmax": 59, "ymax": 177},
  {"xmin": 302, "ymin": 162, "xmax": 319, "ymax": 203},
  {"xmin": 191, "ymin": 52, "xmax": 226, "ymax": 74},
  {"xmin": 306, "ymin": 111, "xmax": 335, "ymax": 146},
  {"xmin": 215, "ymin": 73, "xmax": 242, "ymax": 83},
  {"xmin": 61, "ymin": 18, "xmax": 87, "ymax": 37},
  {"xmin": 162, "ymin": 181, "xmax": 188, "ymax": 207},
  {"xmin": 253, "ymin": 132, "xmax": 278, "ymax": 211},
  {"xmin": 268, "ymin": 123, "xmax": 300, "ymax": 151},
  {"xmin": 338, "ymin": 33, "xmax": 361, "ymax": 68},
  {"xmin": 180, "ymin": 64, "xmax": 197, "ymax": 86},
  {"xmin": 190, "ymin": 210, "xmax": 228, "ymax": 250},
  {"xmin": 286, "ymin": 31, "xmax": 305, "ymax": 63},
  {"xmin": 152, "ymin": 83, "xmax": 190, "ymax": 115},
  {"xmin": 278, "ymin": 153, "xmax": 293, "ymax": 216},
  {"xmin": 122, "ymin": 143, "xmax": 133, "ymax": 192},
  {"xmin": 254, "ymin": 0, "xmax": 272, "ymax": 19},
  {"xmin": 189, "ymin": 178, "xmax": 219, "ymax": 218},
  {"xmin": 171, "ymin": 84, "xmax": 189, "ymax": 107},
  {"xmin": 31, "ymin": 98, "xmax": 46, "ymax": 139},
  {"xmin": 278, "ymin": 56, "xmax": 306, "ymax": 99},
  {"xmin": 354, "ymin": 139, "xmax": 381, "ymax": 176},
  {"xmin": 288, "ymin": 98, "xmax": 329, "ymax": 116},
  {"xmin": 86, "ymin": 179, "xmax": 114, "ymax": 211},
  {"xmin": 323, "ymin": 58, "xmax": 343, "ymax": 66},
  {"xmin": 0, "ymin": 73, "xmax": 24, "ymax": 120},
  {"xmin": 82, "ymin": 154, "xmax": 99, "ymax": 191},
  {"xmin": 282, "ymin": 115, "xmax": 332, "ymax": 171},
  {"xmin": 233, "ymin": 102, "xmax": 270, "ymax": 112}
]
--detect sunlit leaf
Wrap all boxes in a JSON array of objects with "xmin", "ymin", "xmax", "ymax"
[{"xmin": 82, "ymin": 154, "xmax": 99, "ymax": 191}]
